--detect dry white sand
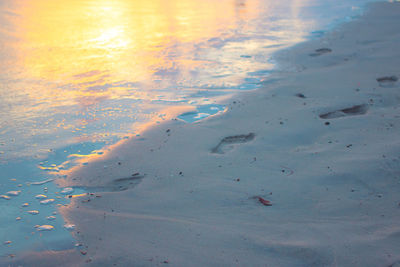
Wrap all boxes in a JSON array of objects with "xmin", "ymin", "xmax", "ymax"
[{"xmin": 8, "ymin": 2, "xmax": 400, "ymax": 266}]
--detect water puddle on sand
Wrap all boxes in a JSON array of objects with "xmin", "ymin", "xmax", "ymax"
[
  {"xmin": 0, "ymin": 0, "xmax": 371, "ymax": 259},
  {"xmin": 178, "ymin": 104, "xmax": 226, "ymax": 123}
]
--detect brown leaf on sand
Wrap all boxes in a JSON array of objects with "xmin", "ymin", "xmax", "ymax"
[{"xmin": 257, "ymin": 197, "xmax": 272, "ymax": 206}]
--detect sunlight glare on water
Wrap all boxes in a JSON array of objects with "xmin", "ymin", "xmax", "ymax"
[{"xmin": 0, "ymin": 0, "xmax": 313, "ymax": 159}]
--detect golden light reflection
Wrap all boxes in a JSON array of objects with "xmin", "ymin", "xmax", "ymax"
[
  {"xmin": 12, "ymin": 0, "xmax": 261, "ymax": 86},
  {"xmin": 0, "ymin": 0, "xmax": 311, "ymax": 159}
]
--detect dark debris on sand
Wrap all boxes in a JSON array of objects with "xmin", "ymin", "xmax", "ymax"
[{"xmin": 310, "ymin": 48, "xmax": 332, "ymax": 56}]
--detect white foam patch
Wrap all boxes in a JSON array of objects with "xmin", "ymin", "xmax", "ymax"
[
  {"xmin": 27, "ymin": 210, "xmax": 39, "ymax": 215},
  {"xmin": 40, "ymin": 199, "xmax": 55, "ymax": 205},
  {"xmin": 30, "ymin": 179, "xmax": 54, "ymax": 185},
  {"xmin": 60, "ymin": 187, "xmax": 74, "ymax": 195},
  {"xmin": 6, "ymin": 191, "xmax": 21, "ymax": 196},
  {"xmin": 64, "ymin": 224, "xmax": 75, "ymax": 231},
  {"xmin": 36, "ymin": 225, "xmax": 54, "ymax": 231}
]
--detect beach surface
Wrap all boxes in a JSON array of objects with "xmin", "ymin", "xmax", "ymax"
[{"xmin": 8, "ymin": 2, "xmax": 400, "ymax": 266}]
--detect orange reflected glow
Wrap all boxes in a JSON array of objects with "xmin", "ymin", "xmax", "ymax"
[
  {"xmin": 12, "ymin": 0, "xmax": 262, "ymax": 88},
  {"xmin": 1, "ymin": 0, "xmax": 310, "ymax": 159}
]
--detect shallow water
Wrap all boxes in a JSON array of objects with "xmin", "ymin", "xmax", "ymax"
[{"xmin": 0, "ymin": 0, "xmax": 372, "ymax": 258}]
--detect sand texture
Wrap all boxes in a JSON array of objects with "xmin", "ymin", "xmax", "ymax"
[{"xmin": 7, "ymin": 2, "xmax": 400, "ymax": 266}]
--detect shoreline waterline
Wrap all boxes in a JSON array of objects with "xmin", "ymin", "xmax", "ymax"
[
  {"xmin": 5, "ymin": 1, "xmax": 399, "ymax": 266},
  {"xmin": 2, "ymin": 0, "xmax": 399, "ymax": 265}
]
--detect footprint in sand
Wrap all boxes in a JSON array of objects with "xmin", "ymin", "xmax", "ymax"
[
  {"xmin": 319, "ymin": 104, "xmax": 369, "ymax": 119},
  {"xmin": 107, "ymin": 173, "xmax": 144, "ymax": 192},
  {"xmin": 377, "ymin": 76, "xmax": 398, "ymax": 88},
  {"xmin": 79, "ymin": 173, "xmax": 145, "ymax": 193},
  {"xmin": 211, "ymin": 133, "xmax": 255, "ymax": 154},
  {"xmin": 309, "ymin": 48, "xmax": 332, "ymax": 57}
]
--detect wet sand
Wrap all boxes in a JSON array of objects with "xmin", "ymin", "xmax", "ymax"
[{"xmin": 7, "ymin": 2, "xmax": 400, "ymax": 266}]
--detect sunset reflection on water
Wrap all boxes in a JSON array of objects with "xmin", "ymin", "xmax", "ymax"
[
  {"xmin": 0, "ymin": 0, "xmax": 307, "ymax": 159},
  {"xmin": 11, "ymin": 0, "xmax": 262, "ymax": 88}
]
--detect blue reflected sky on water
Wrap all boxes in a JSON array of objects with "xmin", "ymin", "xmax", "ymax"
[{"xmin": 0, "ymin": 0, "xmax": 371, "ymax": 257}]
